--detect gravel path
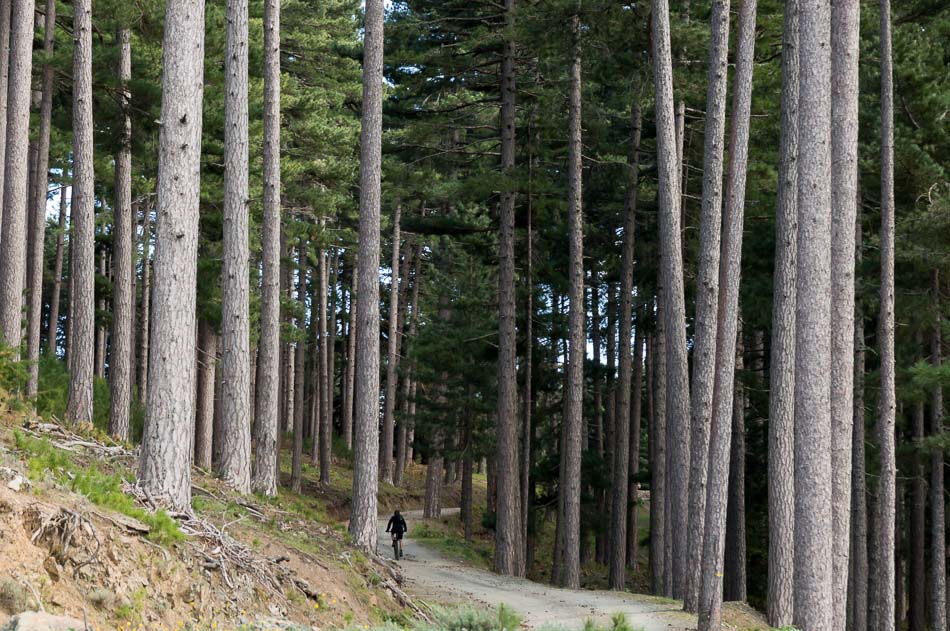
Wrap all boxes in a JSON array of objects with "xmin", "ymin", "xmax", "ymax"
[{"xmin": 377, "ymin": 510, "xmax": 697, "ymax": 631}]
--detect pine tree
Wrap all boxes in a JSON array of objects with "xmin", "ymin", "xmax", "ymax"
[
  {"xmin": 609, "ymin": 101, "xmax": 642, "ymax": 590},
  {"xmin": 876, "ymin": 1, "xmax": 897, "ymax": 627},
  {"xmin": 494, "ymin": 0, "xmax": 523, "ymax": 579},
  {"xmin": 218, "ymin": 0, "xmax": 252, "ymax": 494},
  {"xmin": 558, "ymin": 8, "xmax": 585, "ymax": 591},
  {"xmin": 139, "ymin": 0, "xmax": 206, "ymax": 511},
  {"xmin": 109, "ymin": 26, "xmax": 134, "ymax": 439},
  {"xmin": 25, "ymin": 0, "xmax": 56, "ymax": 396},
  {"xmin": 66, "ymin": 0, "xmax": 95, "ymax": 426},
  {"xmin": 651, "ymin": 0, "xmax": 690, "ymax": 598},
  {"xmin": 684, "ymin": 0, "xmax": 731, "ymax": 607},
  {"xmin": 829, "ymin": 2, "xmax": 860, "ymax": 625},
  {"xmin": 767, "ymin": 1, "xmax": 798, "ymax": 625},
  {"xmin": 251, "ymin": 0, "xmax": 282, "ymax": 498},
  {"xmin": 793, "ymin": 0, "xmax": 834, "ymax": 628},
  {"xmin": 0, "ymin": 0, "xmax": 34, "ymax": 348},
  {"xmin": 349, "ymin": 0, "xmax": 385, "ymax": 552},
  {"xmin": 697, "ymin": 2, "xmax": 756, "ymax": 628}
]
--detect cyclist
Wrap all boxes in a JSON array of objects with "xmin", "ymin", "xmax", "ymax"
[{"xmin": 386, "ymin": 510, "xmax": 408, "ymax": 559}]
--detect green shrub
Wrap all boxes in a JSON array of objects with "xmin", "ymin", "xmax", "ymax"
[{"xmin": 14, "ymin": 431, "xmax": 183, "ymax": 544}]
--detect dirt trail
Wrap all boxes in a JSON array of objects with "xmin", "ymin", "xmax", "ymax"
[{"xmin": 377, "ymin": 510, "xmax": 697, "ymax": 631}]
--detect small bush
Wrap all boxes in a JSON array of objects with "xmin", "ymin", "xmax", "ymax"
[
  {"xmin": 0, "ymin": 579, "xmax": 33, "ymax": 614},
  {"xmin": 14, "ymin": 431, "xmax": 183, "ymax": 544},
  {"xmin": 87, "ymin": 586, "xmax": 115, "ymax": 609}
]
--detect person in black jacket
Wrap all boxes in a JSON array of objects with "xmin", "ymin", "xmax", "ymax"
[{"xmin": 386, "ymin": 510, "xmax": 408, "ymax": 559}]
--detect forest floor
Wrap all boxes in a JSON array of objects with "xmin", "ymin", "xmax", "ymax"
[
  {"xmin": 0, "ymin": 394, "xmax": 451, "ymax": 630},
  {"xmin": 383, "ymin": 510, "xmax": 769, "ymax": 631}
]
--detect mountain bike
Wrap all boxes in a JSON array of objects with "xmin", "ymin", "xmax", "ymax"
[{"xmin": 391, "ymin": 532, "xmax": 403, "ymax": 560}]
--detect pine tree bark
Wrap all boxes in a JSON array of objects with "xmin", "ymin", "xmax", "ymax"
[
  {"xmin": 724, "ymin": 331, "xmax": 746, "ymax": 603},
  {"xmin": 521, "ymin": 199, "xmax": 534, "ymax": 562},
  {"xmin": 194, "ymin": 318, "xmax": 217, "ymax": 469},
  {"xmin": 930, "ymin": 269, "xmax": 946, "ymax": 631},
  {"xmin": 25, "ymin": 0, "xmax": 56, "ymax": 395},
  {"xmin": 627, "ymin": 322, "xmax": 644, "ymax": 569},
  {"xmin": 0, "ymin": 0, "xmax": 33, "ymax": 349},
  {"xmin": 684, "ymin": 0, "xmax": 731, "ymax": 608},
  {"xmin": 47, "ymin": 188, "xmax": 68, "ymax": 353},
  {"xmin": 66, "ymin": 0, "xmax": 94, "ymax": 424},
  {"xmin": 462, "ymin": 394, "xmax": 474, "ymax": 542},
  {"xmin": 0, "ymin": 0, "xmax": 9, "ymax": 241},
  {"xmin": 291, "ymin": 247, "xmax": 307, "ymax": 494},
  {"xmin": 793, "ymin": 0, "xmax": 834, "ymax": 628},
  {"xmin": 909, "ymin": 393, "xmax": 925, "ymax": 631},
  {"xmin": 136, "ymin": 209, "xmax": 151, "ymax": 398},
  {"xmin": 651, "ymin": 0, "xmax": 690, "ymax": 599},
  {"xmin": 95, "ymin": 248, "xmax": 106, "ymax": 379},
  {"xmin": 609, "ymin": 102, "xmax": 642, "ymax": 590},
  {"xmin": 216, "ymin": 0, "xmax": 252, "ymax": 494},
  {"xmin": 343, "ymin": 263, "xmax": 357, "ymax": 450},
  {"xmin": 108, "ymin": 27, "xmax": 134, "ymax": 439},
  {"xmin": 320, "ymin": 247, "xmax": 336, "ymax": 485},
  {"xmin": 381, "ymin": 206, "xmax": 402, "ymax": 484},
  {"xmin": 395, "ymin": 247, "xmax": 420, "ymax": 485},
  {"xmin": 495, "ymin": 0, "xmax": 524, "ymax": 577},
  {"xmin": 251, "ymin": 0, "xmax": 281, "ymax": 497},
  {"xmin": 139, "ymin": 0, "xmax": 205, "ymax": 510},
  {"xmin": 829, "ymin": 3, "xmax": 860, "ymax": 628},
  {"xmin": 350, "ymin": 0, "xmax": 384, "ymax": 552},
  {"xmin": 848, "ymin": 205, "xmax": 868, "ymax": 631},
  {"xmin": 877, "ymin": 1, "xmax": 898, "ymax": 628},
  {"xmin": 558, "ymin": 10, "xmax": 585, "ymax": 591},
  {"xmin": 325, "ymin": 249, "xmax": 338, "ymax": 467},
  {"xmin": 698, "ymin": 3, "xmax": 756, "ymax": 627},
  {"xmin": 768, "ymin": 1, "xmax": 798, "ymax": 625}
]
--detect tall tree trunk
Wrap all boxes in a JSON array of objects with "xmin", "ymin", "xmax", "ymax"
[
  {"xmin": 768, "ymin": 1, "xmax": 798, "ymax": 625},
  {"xmin": 217, "ymin": 0, "xmax": 252, "ymax": 493},
  {"xmin": 343, "ymin": 263, "xmax": 357, "ymax": 450},
  {"xmin": 194, "ymin": 318, "xmax": 217, "ymax": 469},
  {"xmin": 381, "ymin": 205, "xmax": 402, "ymax": 484},
  {"xmin": 139, "ymin": 0, "xmax": 205, "ymax": 511},
  {"xmin": 793, "ymin": 0, "xmax": 834, "ymax": 628},
  {"xmin": 930, "ymin": 270, "xmax": 946, "ymax": 631},
  {"xmin": 424, "ymin": 431, "xmax": 445, "ymax": 519},
  {"xmin": 350, "ymin": 0, "xmax": 384, "ymax": 552},
  {"xmin": 848, "ymin": 204, "xmax": 868, "ymax": 631},
  {"xmin": 325, "ymin": 248, "xmax": 338, "ymax": 469},
  {"xmin": 462, "ymin": 393, "xmax": 474, "ymax": 542},
  {"xmin": 627, "ymin": 322, "xmax": 644, "ymax": 569},
  {"xmin": 724, "ymin": 330, "xmax": 746, "ymax": 602},
  {"xmin": 318, "ymin": 245, "xmax": 331, "ymax": 484},
  {"xmin": 652, "ymin": 0, "xmax": 690, "ymax": 599},
  {"xmin": 909, "ymin": 392, "xmax": 926, "ymax": 631},
  {"xmin": 26, "ymin": 0, "xmax": 56, "ymax": 396},
  {"xmin": 108, "ymin": 27, "xmax": 134, "ymax": 439},
  {"xmin": 697, "ymin": 3, "xmax": 755, "ymax": 628},
  {"xmin": 521, "ymin": 191, "xmax": 534, "ymax": 563},
  {"xmin": 0, "ymin": 0, "xmax": 9, "ymax": 240},
  {"xmin": 66, "ymin": 0, "xmax": 93, "ymax": 424},
  {"xmin": 494, "ymin": 0, "xmax": 524, "ymax": 578},
  {"xmin": 609, "ymin": 102, "xmax": 642, "ymax": 590},
  {"xmin": 592, "ymin": 276, "xmax": 602, "ymax": 453},
  {"xmin": 878, "ymin": 1, "xmax": 897, "ymax": 628},
  {"xmin": 558, "ymin": 10, "xmax": 585, "ymax": 591},
  {"xmin": 0, "ymin": 0, "xmax": 31, "ymax": 347},
  {"xmin": 868, "ymin": 484, "xmax": 881, "ymax": 631},
  {"xmin": 597, "ymin": 283, "xmax": 616, "ymax": 566},
  {"xmin": 684, "ymin": 0, "xmax": 731, "ymax": 609},
  {"xmin": 47, "ymin": 187, "xmax": 68, "ymax": 353},
  {"xmin": 251, "ymin": 0, "xmax": 281, "ymax": 497},
  {"xmin": 291, "ymin": 247, "xmax": 307, "ymax": 494},
  {"xmin": 136, "ymin": 208, "xmax": 151, "ymax": 398},
  {"xmin": 830, "ymin": 3, "xmax": 860, "ymax": 628},
  {"xmin": 395, "ymin": 247, "xmax": 420, "ymax": 485},
  {"xmin": 95, "ymin": 249, "xmax": 106, "ymax": 379}
]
